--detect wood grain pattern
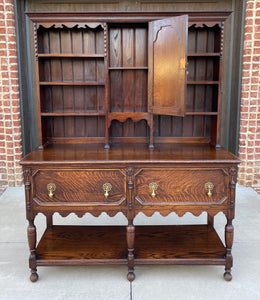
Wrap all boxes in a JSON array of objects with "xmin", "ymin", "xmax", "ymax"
[
  {"xmin": 135, "ymin": 168, "xmax": 228, "ymax": 205},
  {"xmin": 33, "ymin": 169, "xmax": 126, "ymax": 204},
  {"xmin": 134, "ymin": 225, "xmax": 226, "ymax": 262},
  {"xmin": 36, "ymin": 226, "xmax": 128, "ymax": 263},
  {"xmin": 35, "ymin": 225, "xmax": 226, "ymax": 264},
  {"xmin": 23, "ymin": 11, "xmax": 238, "ymax": 282},
  {"xmin": 37, "ymin": 16, "xmax": 223, "ymax": 145},
  {"xmin": 149, "ymin": 15, "xmax": 187, "ymax": 117},
  {"xmin": 21, "ymin": 143, "xmax": 240, "ymax": 165}
]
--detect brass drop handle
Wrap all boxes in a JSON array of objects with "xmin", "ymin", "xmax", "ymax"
[
  {"xmin": 149, "ymin": 182, "xmax": 158, "ymax": 198},
  {"xmin": 103, "ymin": 182, "xmax": 112, "ymax": 198},
  {"xmin": 47, "ymin": 183, "xmax": 56, "ymax": 198},
  {"xmin": 205, "ymin": 182, "xmax": 214, "ymax": 197}
]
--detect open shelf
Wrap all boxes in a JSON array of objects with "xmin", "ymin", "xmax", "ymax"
[
  {"xmin": 109, "ymin": 67, "xmax": 148, "ymax": 70},
  {"xmin": 41, "ymin": 112, "xmax": 106, "ymax": 116},
  {"xmin": 36, "ymin": 225, "xmax": 226, "ymax": 266},
  {"xmin": 36, "ymin": 225, "xmax": 127, "ymax": 265},
  {"xmin": 185, "ymin": 112, "xmax": 218, "ymax": 115},
  {"xmin": 39, "ymin": 82, "xmax": 105, "ymax": 86},
  {"xmin": 187, "ymin": 81, "xmax": 219, "ymax": 85},
  {"xmin": 135, "ymin": 225, "xmax": 226, "ymax": 264},
  {"xmin": 38, "ymin": 54, "xmax": 105, "ymax": 58},
  {"xmin": 187, "ymin": 53, "xmax": 220, "ymax": 57}
]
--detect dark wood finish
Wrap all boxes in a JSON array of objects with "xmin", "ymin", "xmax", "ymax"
[
  {"xmin": 34, "ymin": 225, "xmax": 226, "ymax": 264},
  {"xmin": 32, "ymin": 13, "xmax": 226, "ymax": 148},
  {"xmin": 21, "ymin": 143, "xmax": 239, "ymax": 165},
  {"xmin": 21, "ymin": 10, "xmax": 240, "ymax": 282},
  {"xmin": 134, "ymin": 225, "xmax": 226, "ymax": 262},
  {"xmin": 36, "ymin": 226, "xmax": 128, "ymax": 264},
  {"xmin": 148, "ymin": 15, "xmax": 187, "ymax": 117}
]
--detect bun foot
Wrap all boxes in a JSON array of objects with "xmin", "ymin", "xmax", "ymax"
[
  {"xmin": 30, "ymin": 270, "xmax": 39, "ymax": 282},
  {"xmin": 127, "ymin": 271, "xmax": 135, "ymax": 282},
  {"xmin": 223, "ymin": 270, "xmax": 232, "ymax": 281}
]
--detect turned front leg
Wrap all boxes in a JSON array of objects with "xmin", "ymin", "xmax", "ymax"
[
  {"xmin": 126, "ymin": 225, "xmax": 135, "ymax": 281},
  {"xmin": 224, "ymin": 218, "xmax": 234, "ymax": 281},
  {"xmin": 27, "ymin": 219, "xmax": 38, "ymax": 282}
]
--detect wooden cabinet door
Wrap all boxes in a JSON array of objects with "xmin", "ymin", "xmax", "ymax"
[{"xmin": 148, "ymin": 15, "xmax": 188, "ymax": 116}]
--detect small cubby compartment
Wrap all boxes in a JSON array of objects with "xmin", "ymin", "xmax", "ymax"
[
  {"xmin": 187, "ymin": 56, "xmax": 220, "ymax": 82},
  {"xmin": 188, "ymin": 24, "xmax": 221, "ymax": 54},
  {"xmin": 37, "ymin": 24, "xmax": 104, "ymax": 55},
  {"xmin": 41, "ymin": 115, "xmax": 106, "ymax": 143},
  {"xmin": 40, "ymin": 85, "xmax": 106, "ymax": 114},
  {"xmin": 38, "ymin": 57, "xmax": 105, "ymax": 84}
]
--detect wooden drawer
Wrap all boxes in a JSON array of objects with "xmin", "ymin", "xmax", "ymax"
[
  {"xmin": 135, "ymin": 168, "xmax": 229, "ymax": 206},
  {"xmin": 32, "ymin": 169, "xmax": 126, "ymax": 205}
]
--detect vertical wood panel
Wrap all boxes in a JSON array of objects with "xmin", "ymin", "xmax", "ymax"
[
  {"xmin": 159, "ymin": 116, "xmax": 171, "ymax": 136},
  {"xmin": 53, "ymin": 116, "xmax": 64, "ymax": 137},
  {"xmin": 188, "ymin": 28, "xmax": 196, "ymax": 53},
  {"xmin": 183, "ymin": 116, "xmax": 193, "ymax": 137},
  {"xmin": 135, "ymin": 70, "xmax": 147, "ymax": 112},
  {"xmin": 75, "ymin": 116, "xmax": 85, "ymax": 137},
  {"xmin": 74, "ymin": 86, "xmax": 84, "ymax": 112},
  {"xmin": 149, "ymin": 16, "xmax": 187, "ymax": 116},
  {"xmin": 110, "ymin": 70, "xmax": 123, "ymax": 112},
  {"xmin": 135, "ymin": 27, "xmax": 147, "ymax": 67},
  {"xmin": 193, "ymin": 116, "xmax": 204, "ymax": 136},
  {"xmin": 171, "ymin": 116, "xmax": 183, "ymax": 137},
  {"xmin": 97, "ymin": 87, "xmax": 105, "ymax": 112},
  {"xmin": 109, "ymin": 28, "xmax": 122, "ymax": 67},
  {"xmin": 83, "ymin": 30, "xmax": 95, "ymax": 54},
  {"xmin": 196, "ymin": 29, "xmax": 207, "ymax": 53},
  {"xmin": 98, "ymin": 116, "xmax": 105, "ymax": 137},
  {"xmin": 96, "ymin": 30, "xmax": 104, "ymax": 54}
]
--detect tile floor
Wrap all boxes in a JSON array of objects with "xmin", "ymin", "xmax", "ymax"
[{"xmin": 0, "ymin": 186, "xmax": 260, "ymax": 300}]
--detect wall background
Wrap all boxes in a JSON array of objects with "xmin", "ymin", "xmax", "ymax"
[
  {"xmin": 0, "ymin": 0, "xmax": 23, "ymax": 190},
  {"xmin": 238, "ymin": 0, "xmax": 260, "ymax": 192},
  {"xmin": 0, "ymin": 0, "xmax": 259, "ymax": 192}
]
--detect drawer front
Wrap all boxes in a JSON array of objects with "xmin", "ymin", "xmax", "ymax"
[
  {"xmin": 135, "ymin": 168, "xmax": 229, "ymax": 205},
  {"xmin": 33, "ymin": 169, "xmax": 126, "ymax": 205}
]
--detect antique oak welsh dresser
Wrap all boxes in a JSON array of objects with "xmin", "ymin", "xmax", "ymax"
[{"xmin": 20, "ymin": 11, "xmax": 240, "ymax": 282}]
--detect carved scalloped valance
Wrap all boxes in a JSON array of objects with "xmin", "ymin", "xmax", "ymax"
[
  {"xmin": 188, "ymin": 21, "xmax": 222, "ymax": 28},
  {"xmin": 37, "ymin": 22, "xmax": 104, "ymax": 30}
]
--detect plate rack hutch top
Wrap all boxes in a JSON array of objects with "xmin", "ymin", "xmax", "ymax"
[{"xmin": 20, "ymin": 11, "xmax": 240, "ymax": 282}]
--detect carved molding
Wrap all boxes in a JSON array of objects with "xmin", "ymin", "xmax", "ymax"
[
  {"xmin": 229, "ymin": 167, "xmax": 237, "ymax": 211},
  {"xmin": 35, "ymin": 210, "xmax": 127, "ymax": 219},
  {"xmin": 32, "ymin": 196, "xmax": 127, "ymax": 207},
  {"xmin": 37, "ymin": 22, "xmax": 104, "ymax": 30},
  {"xmin": 135, "ymin": 209, "xmax": 226, "ymax": 218},
  {"xmin": 135, "ymin": 195, "xmax": 228, "ymax": 206},
  {"xmin": 24, "ymin": 169, "xmax": 32, "ymax": 212},
  {"xmin": 229, "ymin": 167, "xmax": 237, "ymax": 187},
  {"xmin": 33, "ymin": 23, "xmax": 38, "ymax": 60},
  {"xmin": 108, "ymin": 113, "xmax": 150, "ymax": 129},
  {"xmin": 104, "ymin": 23, "xmax": 107, "ymax": 57},
  {"xmin": 188, "ymin": 22, "xmax": 221, "ymax": 28},
  {"xmin": 126, "ymin": 167, "xmax": 134, "ymax": 211},
  {"xmin": 220, "ymin": 21, "xmax": 224, "ymax": 59}
]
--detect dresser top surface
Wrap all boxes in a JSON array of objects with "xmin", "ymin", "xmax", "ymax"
[{"xmin": 20, "ymin": 143, "xmax": 240, "ymax": 166}]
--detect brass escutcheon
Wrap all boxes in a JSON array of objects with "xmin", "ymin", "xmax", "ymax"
[
  {"xmin": 47, "ymin": 183, "xmax": 56, "ymax": 198},
  {"xmin": 149, "ymin": 182, "xmax": 158, "ymax": 198},
  {"xmin": 103, "ymin": 182, "xmax": 112, "ymax": 198},
  {"xmin": 205, "ymin": 182, "xmax": 214, "ymax": 197}
]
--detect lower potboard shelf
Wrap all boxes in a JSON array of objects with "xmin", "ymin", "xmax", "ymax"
[{"xmin": 36, "ymin": 225, "xmax": 226, "ymax": 266}]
